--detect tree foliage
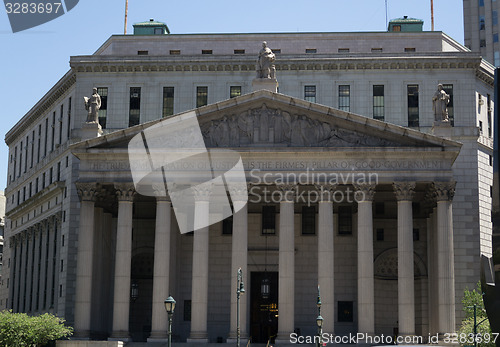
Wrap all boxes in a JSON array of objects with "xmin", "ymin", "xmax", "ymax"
[
  {"xmin": 459, "ymin": 282, "xmax": 495, "ymax": 347},
  {"xmin": 0, "ymin": 310, "xmax": 73, "ymax": 346}
]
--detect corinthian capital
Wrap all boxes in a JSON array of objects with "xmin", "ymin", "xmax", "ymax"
[
  {"xmin": 393, "ymin": 182, "xmax": 416, "ymax": 201},
  {"xmin": 76, "ymin": 182, "xmax": 98, "ymax": 202},
  {"xmin": 353, "ymin": 182, "xmax": 376, "ymax": 202},
  {"xmin": 276, "ymin": 182, "xmax": 297, "ymax": 202},
  {"xmin": 114, "ymin": 183, "xmax": 136, "ymax": 202},
  {"xmin": 432, "ymin": 181, "xmax": 456, "ymax": 202},
  {"xmin": 314, "ymin": 183, "xmax": 338, "ymax": 201}
]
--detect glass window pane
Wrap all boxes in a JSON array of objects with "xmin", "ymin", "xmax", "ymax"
[
  {"xmin": 129, "ymin": 87, "xmax": 141, "ymax": 127},
  {"xmin": 163, "ymin": 87, "xmax": 174, "ymax": 117},
  {"xmin": 196, "ymin": 86, "xmax": 208, "ymax": 108},
  {"xmin": 407, "ymin": 85, "xmax": 419, "ymax": 127},
  {"xmin": 338, "ymin": 85, "xmax": 350, "ymax": 112},
  {"xmin": 304, "ymin": 85, "xmax": 316, "ymax": 102}
]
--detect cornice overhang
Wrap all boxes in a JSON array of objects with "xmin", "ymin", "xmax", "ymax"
[
  {"xmin": 6, "ymin": 181, "xmax": 65, "ymax": 220},
  {"xmin": 5, "ymin": 71, "xmax": 76, "ymax": 146}
]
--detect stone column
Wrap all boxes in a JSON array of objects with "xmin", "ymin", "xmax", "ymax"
[
  {"xmin": 188, "ymin": 184, "xmax": 212, "ymax": 343},
  {"xmin": 14, "ymin": 234, "xmax": 23, "ymax": 312},
  {"xmin": 276, "ymin": 183, "xmax": 297, "ymax": 342},
  {"xmin": 433, "ymin": 182, "xmax": 456, "ymax": 334},
  {"xmin": 38, "ymin": 221, "xmax": 48, "ymax": 311},
  {"xmin": 393, "ymin": 182, "xmax": 416, "ymax": 336},
  {"xmin": 110, "ymin": 183, "xmax": 135, "ymax": 341},
  {"xmin": 25, "ymin": 229, "xmax": 34, "ymax": 312},
  {"xmin": 315, "ymin": 183, "xmax": 336, "ymax": 334},
  {"xmin": 31, "ymin": 226, "xmax": 41, "ymax": 312},
  {"xmin": 354, "ymin": 183, "xmax": 376, "ymax": 336},
  {"xmin": 74, "ymin": 182, "xmax": 98, "ymax": 338},
  {"xmin": 228, "ymin": 187, "xmax": 248, "ymax": 342},
  {"xmin": 19, "ymin": 232, "xmax": 27, "ymax": 312},
  {"xmin": 148, "ymin": 191, "xmax": 173, "ymax": 342},
  {"xmin": 46, "ymin": 218, "xmax": 55, "ymax": 310}
]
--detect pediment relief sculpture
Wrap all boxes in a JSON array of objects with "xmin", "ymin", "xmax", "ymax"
[{"xmin": 200, "ymin": 104, "xmax": 400, "ymax": 148}]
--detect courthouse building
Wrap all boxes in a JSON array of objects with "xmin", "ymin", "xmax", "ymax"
[{"xmin": 0, "ymin": 19, "xmax": 496, "ymax": 343}]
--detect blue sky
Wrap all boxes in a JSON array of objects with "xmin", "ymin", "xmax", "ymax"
[{"xmin": 0, "ymin": 0, "xmax": 464, "ymax": 190}]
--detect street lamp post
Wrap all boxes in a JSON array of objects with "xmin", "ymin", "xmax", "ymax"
[
  {"xmin": 316, "ymin": 285, "xmax": 323, "ymax": 347},
  {"xmin": 236, "ymin": 267, "xmax": 245, "ymax": 347},
  {"xmin": 164, "ymin": 296, "xmax": 176, "ymax": 347}
]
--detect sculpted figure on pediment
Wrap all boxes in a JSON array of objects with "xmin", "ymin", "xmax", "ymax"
[{"xmin": 201, "ymin": 105, "xmax": 399, "ymax": 148}]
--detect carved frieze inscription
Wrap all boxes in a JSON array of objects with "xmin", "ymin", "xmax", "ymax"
[{"xmin": 200, "ymin": 104, "xmax": 400, "ymax": 147}]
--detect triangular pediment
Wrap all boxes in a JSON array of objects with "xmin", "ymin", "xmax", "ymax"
[{"xmin": 73, "ymin": 90, "xmax": 461, "ymax": 153}]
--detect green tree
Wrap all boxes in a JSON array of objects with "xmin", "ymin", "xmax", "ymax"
[
  {"xmin": 459, "ymin": 282, "xmax": 495, "ymax": 347},
  {"xmin": 0, "ymin": 310, "xmax": 73, "ymax": 346}
]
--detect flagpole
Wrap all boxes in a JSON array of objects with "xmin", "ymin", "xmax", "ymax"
[
  {"xmin": 124, "ymin": 0, "xmax": 128, "ymax": 34},
  {"xmin": 431, "ymin": 0, "xmax": 434, "ymax": 31}
]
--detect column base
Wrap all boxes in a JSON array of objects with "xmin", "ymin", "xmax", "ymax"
[
  {"xmin": 226, "ymin": 337, "xmax": 249, "ymax": 344},
  {"xmin": 72, "ymin": 331, "xmax": 91, "ymax": 340},
  {"xmin": 108, "ymin": 334, "xmax": 131, "ymax": 343},
  {"xmin": 186, "ymin": 338, "xmax": 209, "ymax": 343},
  {"xmin": 147, "ymin": 337, "xmax": 169, "ymax": 343}
]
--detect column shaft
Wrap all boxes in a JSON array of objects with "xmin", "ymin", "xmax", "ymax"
[
  {"xmin": 277, "ymin": 198, "xmax": 295, "ymax": 341},
  {"xmin": 318, "ymin": 201, "xmax": 334, "ymax": 334},
  {"xmin": 31, "ymin": 228, "xmax": 40, "ymax": 312},
  {"xmin": 189, "ymin": 199, "xmax": 210, "ymax": 342},
  {"xmin": 25, "ymin": 230, "xmax": 34, "ymax": 312},
  {"xmin": 110, "ymin": 198, "xmax": 134, "ymax": 339},
  {"xmin": 74, "ymin": 190, "xmax": 96, "ymax": 338},
  {"xmin": 229, "ymin": 202, "xmax": 248, "ymax": 340},
  {"xmin": 397, "ymin": 199, "xmax": 415, "ymax": 335},
  {"xmin": 19, "ymin": 234, "xmax": 26, "ymax": 312},
  {"xmin": 149, "ymin": 199, "xmax": 172, "ymax": 340},
  {"xmin": 357, "ymin": 199, "xmax": 374, "ymax": 334},
  {"xmin": 436, "ymin": 199, "xmax": 455, "ymax": 333}
]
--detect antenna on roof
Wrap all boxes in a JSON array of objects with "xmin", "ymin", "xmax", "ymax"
[
  {"xmin": 385, "ymin": 0, "xmax": 388, "ymax": 29},
  {"xmin": 124, "ymin": 0, "xmax": 128, "ymax": 34},
  {"xmin": 431, "ymin": 0, "xmax": 434, "ymax": 31}
]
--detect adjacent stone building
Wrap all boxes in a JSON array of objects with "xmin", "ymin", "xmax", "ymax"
[{"xmin": 0, "ymin": 20, "xmax": 495, "ymax": 343}]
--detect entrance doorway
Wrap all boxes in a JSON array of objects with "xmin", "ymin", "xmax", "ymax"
[{"xmin": 250, "ymin": 272, "xmax": 278, "ymax": 343}]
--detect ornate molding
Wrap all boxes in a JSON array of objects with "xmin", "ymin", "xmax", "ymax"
[
  {"xmin": 314, "ymin": 183, "xmax": 338, "ymax": 201},
  {"xmin": 193, "ymin": 182, "xmax": 214, "ymax": 202},
  {"xmin": 228, "ymin": 185, "xmax": 248, "ymax": 202},
  {"xmin": 276, "ymin": 183, "xmax": 297, "ymax": 202},
  {"xmin": 393, "ymin": 182, "xmax": 416, "ymax": 201},
  {"xmin": 114, "ymin": 183, "xmax": 136, "ymax": 202},
  {"xmin": 432, "ymin": 181, "xmax": 456, "ymax": 202},
  {"xmin": 76, "ymin": 182, "xmax": 98, "ymax": 202},
  {"xmin": 353, "ymin": 183, "xmax": 376, "ymax": 202},
  {"xmin": 200, "ymin": 104, "xmax": 400, "ymax": 148}
]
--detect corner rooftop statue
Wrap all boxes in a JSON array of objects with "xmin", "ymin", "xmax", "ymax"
[{"xmin": 252, "ymin": 41, "xmax": 278, "ymax": 93}]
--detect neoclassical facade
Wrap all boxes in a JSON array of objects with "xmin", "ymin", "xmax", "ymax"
[{"xmin": 0, "ymin": 26, "xmax": 495, "ymax": 343}]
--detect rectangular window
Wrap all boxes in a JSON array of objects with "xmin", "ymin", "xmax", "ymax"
[
  {"xmin": 480, "ymin": 16, "xmax": 486, "ymax": 30},
  {"xmin": 480, "ymin": 120, "xmax": 483, "ymax": 133},
  {"xmin": 184, "ymin": 300, "xmax": 191, "ymax": 321},
  {"xmin": 162, "ymin": 87, "xmax": 175, "ymax": 117},
  {"xmin": 222, "ymin": 216, "xmax": 233, "ymax": 235},
  {"xmin": 413, "ymin": 228, "xmax": 420, "ymax": 241},
  {"xmin": 494, "ymin": 11, "xmax": 499, "ymax": 26},
  {"xmin": 13, "ymin": 146, "xmax": 17, "ymax": 179},
  {"xmin": 304, "ymin": 85, "xmax": 316, "ymax": 103},
  {"xmin": 67, "ymin": 97, "xmax": 72, "ymax": 139},
  {"xmin": 392, "ymin": 25, "xmax": 401, "ymax": 31},
  {"xmin": 371, "ymin": 48, "xmax": 383, "ymax": 53},
  {"xmin": 496, "ymin": 52, "xmax": 500, "ymax": 67},
  {"xmin": 42, "ymin": 173, "xmax": 46, "ymax": 189},
  {"xmin": 338, "ymin": 48, "xmax": 349, "ymax": 53},
  {"xmin": 234, "ymin": 49, "xmax": 245, "ymax": 54},
  {"xmin": 230, "ymin": 86, "xmax": 242, "ymax": 99},
  {"xmin": 201, "ymin": 50, "xmax": 212, "ymax": 54},
  {"xmin": 49, "ymin": 167, "xmax": 53, "ymax": 184},
  {"xmin": 407, "ymin": 85, "xmax": 419, "ymax": 127},
  {"xmin": 19, "ymin": 142, "xmax": 22, "ymax": 177},
  {"xmin": 30, "ymin": 130, "xmax": 34, "ymax": 168},
  {"xmin": 338, "ymin": 206, "xmax": 352, "ymax": 235},
  {"xmin": 137, "ymin": 50, "xmax": 148, "ymax": 55},
  {"xmin": 129, "ymin": 87, "xmax": 141, "ymax": 127},
  {"xmin": 169, "ymin": 50, "xmax": 180, "ymax": 55},
  {"xmin": 375, "ymin": 202, "xmax": 385, "ymax": 215},
  {"xmin": 373, "ymin": 85, "xmax": 385, "ymax": 121},
  {"xmin": 97, "ymin": 87, "xmax": 108, "ymax": 128},
  {"xmin": 442, "ymin": 84, "xmax": 454, "ymax": 126},
  {"xmin": 196, "ymin": 86, "xmax": 208, "ymax": 108},
  {"xmin": 301, "ymin": 206, "xmax": 316, "ymax": 235},
  {"xmin": 57, "ymin": 162, "xmax": 61, "ymax": 181},
  {"xmin": 404, "ymin": 47, "xmax": 416, "ymax": 52},
  {"xmin": 480, "ymin": 0, "xmax": 485, "ymax": 6},
  {"xmin": 51, "ymin": 112, "xmax": 56, "ymax": 151},
  {"xmin": 338, "ymin": 301, "xmax": 354, "ymax": 322},
  {"xmin": 262, "ymin": 206, "xmax": 276, "ymax": 235},
  {"xmin": 338, "ymin": 85, "xmax": 350, "ymax": 112},
  {"xmin": 44, "ymin": 118, "xmax": 48, "ymax": 157},
  {"xmin": 376, "ymin": 228, "xmax": 384, "ymax": 241},
  {"xmin": 305, "ymin": 48, "xmax": 317, "ymax": 53},
  {"xmin": 58, "ymin": 104, "xmax": 63, "ymax": 145},
  {"xmin": 495, "ymin": 34, "xmax": 499, "ymax": 43},
  {"xmin": 24, "ymin": 136, "xmax": 28, "ymax": 173},
  {"xmin": 488, "ymin": 94, "xmax": 492, "ymax": 137}
]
